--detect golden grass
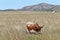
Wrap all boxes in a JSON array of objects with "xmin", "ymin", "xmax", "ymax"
[{"xmin": 0, "ymin": 11, "xmax": 60, "ymax": 40}]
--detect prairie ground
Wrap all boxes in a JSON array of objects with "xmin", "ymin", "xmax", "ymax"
[{"xmin": 0, "ymin": 11, "xmax": 60, "ymax": 40}]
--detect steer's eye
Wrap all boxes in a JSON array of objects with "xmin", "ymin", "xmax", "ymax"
[{"xmin": 35, "ymin": 27, "xmax": 37, "ymax": 28}]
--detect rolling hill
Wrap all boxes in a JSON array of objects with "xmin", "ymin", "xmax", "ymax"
[
  {"xmin": 0, "ymin": 3, "xmax": 60, "ymax": 12},
  {"xmin": 20, "ymin": 3, "xmax": 60, "ymax": 12}
]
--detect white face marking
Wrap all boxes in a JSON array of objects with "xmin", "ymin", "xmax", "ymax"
[
  {"xmin": 30, "ymin": 30, "xmax": 36, "ymax": 33},
  {"xmin": 28, "ymin": 24, "xmax": 31, "ymax": 26},
  {"xmin": 26, "ymin": 22, "xmax": 34, "ymax": 25},
  {"xmin": 26, "ymin": 22, "xmax": 34, "ymax": 26}
]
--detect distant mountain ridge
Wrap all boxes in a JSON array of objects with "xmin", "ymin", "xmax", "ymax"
[
  {"xmin": 19, "ymin": 3, "xmax": 60, "ymax": 12},
  {"xmin": 0, "ymin": 3, "xmax": 60, "ymax": 12}
]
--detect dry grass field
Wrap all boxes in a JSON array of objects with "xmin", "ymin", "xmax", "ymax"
[{"xmin": 0, "ymin": 11, "xmax": 60, "ymax": 40}]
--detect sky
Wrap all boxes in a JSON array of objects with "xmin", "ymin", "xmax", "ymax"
[{"xmin": 0, "ymin": 0, "xmax": 60, "ymax": 10}]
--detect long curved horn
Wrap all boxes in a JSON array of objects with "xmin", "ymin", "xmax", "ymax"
[{"xmin": 40, "ymin": 25, "xmax": 44, "ymax": 28}]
